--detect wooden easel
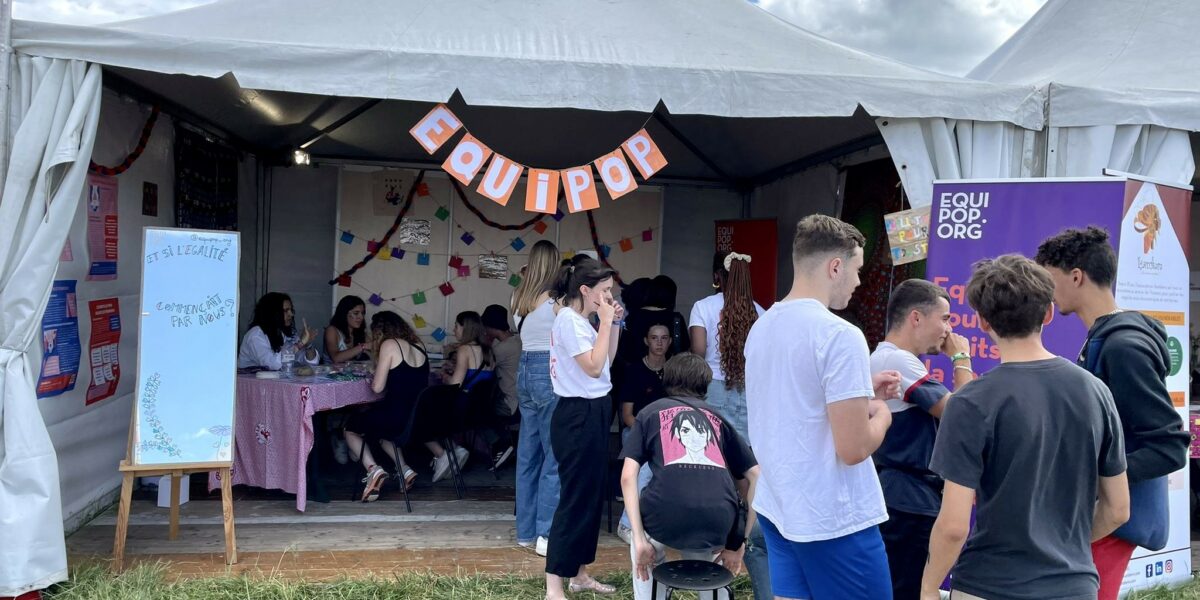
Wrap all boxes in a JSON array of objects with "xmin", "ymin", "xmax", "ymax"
[{"xmin": 112, "ymin": 413, "xmax": 238, "ymax": 571}]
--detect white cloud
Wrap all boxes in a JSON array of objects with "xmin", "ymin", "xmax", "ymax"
[
  {"xmin": 755, "ymin": 0, "xmax": 1047, "ymax": 75},
  {"xmin": 13, "ymin": 0, "xmax": 211, "ymax": 25}
]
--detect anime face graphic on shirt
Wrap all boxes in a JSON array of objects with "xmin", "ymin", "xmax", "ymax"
[{"xmin": 659, "ymin": 406, "xmax": 725, "ymax": 468}]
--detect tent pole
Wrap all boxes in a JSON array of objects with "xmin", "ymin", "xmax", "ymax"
[{"xmin": 0, "ymin": 0, "xmax": 12, "ymax": 191}]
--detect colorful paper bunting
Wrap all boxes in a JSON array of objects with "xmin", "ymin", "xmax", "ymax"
[
  {"xmin": 508, "ymin": 274, "xmax": 522, "ymax": 288},
  {"xmin": 642, "ymin": 229, "xmax": 654, "ymax": 242},
  {"xmin": 391, "ymin": 247, "xmax": 405, "ymax": 259},
  {"xmin": 377, "ymin": 247, "xmax": 391, "ymax": 260},
  {"xmin": 511, "ymin": 238, "xmax": 526, "ymax": 252},
  {"xmin": 448, "ymin": 256, "xmax": 464, "ymax": 269},
  {"xmin": 340, "ymin": 231, "xmax": 355, "ymax": 244},
  {"xmin": 416, "ymin": 182, "xmax": 431, "ymax": 197},
  {"xmin": 368, "ymin": 293, "xmax": 383, "ymax": 306},
  {"xmin": 337, "ymin": 274, "xmax": 352, "ymax": 287},
  {"xmin": 413, "ymin": 315, "xmax": 426, "ymax": 329},
  {"xmin": 533, "ymin": 221, "xmax": 549, "ymax": 235},
  {"xmin": 412, "ymin": 291, "xmax": 427, "ymax": 305},
  {"xmin": 600, "ymin": 244, "xmax": 611, "ymax": 258},
  {"xmin": 457, "ymin": 265, "xmax": 471, "ymax": 277},
  {"xmin": 417, "ymin": 253, "xmax": 430, "ymax": 266},
  {"xmin": 619, "ymin": 238, "xmax": 633, "ymax": 253},
  {"xmin": 461, "ymin": 232, "xmax": 475, "ymax": 245},
  {"xmin": 439, "ymin": 282, "xmax": 455, "ymax": 296},
  {"xmin": 431, "ymin": 328, "xmax": 447, "ymax": 342},
  {"xmin": 367, "ymin": 240, "xmax": 380, "ymax": 253},
  {"xmin": 435, "ymin": 206, "xmax": 450, "ymax": 221}
]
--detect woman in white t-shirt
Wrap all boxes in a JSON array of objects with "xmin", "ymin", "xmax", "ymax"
[
  {"xmin": 544, "ymin": 255, "xmax": 623, "ymax": 599},
  {"xmin": 511, "ymin": 240, "xmax": 563, "ymax": 555},
  {"xmin": 688, "ymin": 252, "xmax": 763, "ymax": 440}
]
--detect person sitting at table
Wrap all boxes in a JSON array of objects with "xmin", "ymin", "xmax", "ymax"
[
  {"xmin": 448, "ymin": 311, "xmax": 496, "ymax": 392},
  {"xmin": 237, "ymin": 292, "xmax": 319, "ymax": 370},
  {"xmin": 343, "ymin": 311, "xmax": 439, "ymax": 500},
  {"xmin": 324, "ymin": 295, "xmax": 370, "ymax": 364}
]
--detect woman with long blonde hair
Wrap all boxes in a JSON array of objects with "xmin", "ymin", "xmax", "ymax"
[{"xmin": 511, "ymin": 240, "xmax": 564, "ymax": 555}]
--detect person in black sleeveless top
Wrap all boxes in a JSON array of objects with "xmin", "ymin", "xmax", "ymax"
[{"xmin": 343, "ymin": 311, "xmax": 429, "ymax": 502}]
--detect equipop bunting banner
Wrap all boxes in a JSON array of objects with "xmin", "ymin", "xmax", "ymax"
[{"xmin": 926, "ymin": 175, "xmax": 1192, "ymax": 593}]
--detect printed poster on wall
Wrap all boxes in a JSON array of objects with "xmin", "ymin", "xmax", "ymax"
[
  {"xmin": 85, "ymin": 298, "xmax": 121, "ymax": 405},
  {"xmin": 715, "ymin": 219, "xmax": 778, "ymax": 310},
  {"xmin": 36, "ymin": 280, "xmax": 81, "ymax": 399},
  {"xmin": 925, "ymin": 176, "xmax": 1192, "ymax": 594},
  {"xmin": 86, "ymin": 173, "xmax": 119, "ymax": 281},
  {"xmin": 134, "ymin": 228, "xmax": 240, "ymax": 465}
]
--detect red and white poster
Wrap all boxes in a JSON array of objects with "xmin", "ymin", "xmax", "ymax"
[
  {"xmin": 86, "ymin": 174, "xmax": 118, "ymax": 281},
  {"xmin": 86, "ymin": 298, "xmax": 121, "ymax": 405},
  {"xmin": 715, "ymin": 219, "xmax": 778, "ymax": 309}
]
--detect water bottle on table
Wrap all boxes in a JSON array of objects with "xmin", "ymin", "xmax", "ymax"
[{"xmin": 281, "ymin": 346, "xmax": 295, "ymax": 378}]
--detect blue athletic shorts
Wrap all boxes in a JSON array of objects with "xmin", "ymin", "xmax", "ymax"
[{"xmin": 758, "ymin": 515, "xmax": 893, "ymax": 600}]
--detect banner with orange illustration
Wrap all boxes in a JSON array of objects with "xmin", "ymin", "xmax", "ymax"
[
  {"xmin": 926, "ymin": 174, "xmax": 1192, "ymax": 593},
  {"xmin": 410, "ymin": 104, "xmax": 666, "ymax": 213}
]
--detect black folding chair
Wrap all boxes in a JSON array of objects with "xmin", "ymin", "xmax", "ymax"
[{"xmin": 393, "ymin": 383, "xmax": 464, "ymax": 506}]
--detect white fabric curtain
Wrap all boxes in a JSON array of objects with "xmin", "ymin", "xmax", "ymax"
[
  {"xmin": 876, "ymin": 117, "xmax": 1041, "ymax": 208},
  {"xmin": 1049, "ymin": 124, "xmax": 1195, "ymax": 183},
  {"xmin": 0, "ymin": 56, "xmax": 102, "ymax": 596},
  {"xmin": 879, "ymin": 118, "xmax": 1195, "ymax": 209}
]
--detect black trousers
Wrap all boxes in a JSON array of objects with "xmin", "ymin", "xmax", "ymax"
[
  {"xmin": 545, "ymin": 395, "xmax": 611, "ymax": 577},
  {"xmin": 879, "ymin": 507, "xmax": 937, "ymax": 600}
]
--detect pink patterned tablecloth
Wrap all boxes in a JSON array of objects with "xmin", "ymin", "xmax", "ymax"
[
  {"xmin": 208, "ymin": 374, "xmax": 380, "ymax": 511},
  {"xmin": 1190, "ymin": 409, "xmax": 1200, "ymax": 459}
]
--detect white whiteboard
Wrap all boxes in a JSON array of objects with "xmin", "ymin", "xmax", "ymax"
[{"xmin": 133, "ymin": 227, "xmax": 239, "ymax": 465}]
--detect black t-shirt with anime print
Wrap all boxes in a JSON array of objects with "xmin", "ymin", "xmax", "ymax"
[{"xmin": 620, "ymin": 396, "xmax": 757, "ymax": 550}]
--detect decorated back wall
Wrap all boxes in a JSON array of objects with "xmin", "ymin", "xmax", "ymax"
[{"xmin": 334, "ymin": 169, "xmax": 663, "ymax": 351}]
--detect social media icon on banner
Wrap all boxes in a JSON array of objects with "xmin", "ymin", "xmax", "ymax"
[
  {"xmin": 1166, "ymin": 560, "xmax": 1173, "ymax": 574},
  {"xmin": 1146, "ymin": 565, "xmax": 1154, "ymax": 578},
  {"xmin": 1155, "ymin": 562, "xmax": 1164, "ymax": 576}
]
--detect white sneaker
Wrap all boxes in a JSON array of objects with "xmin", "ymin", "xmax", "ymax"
[
  {"xmin": 535, "ymin": 536, "xmax": 548, "ymax": 557},
  {"xmin": 431, "ymin": 454, "xmax": 451, "ymax": 483},
  {"xmin": 332, "ymin": 437, "xmax": 350, "ymax": 465},
  {"xmin": 453, "ymin": 445, "xmax": 470, "ymax": 471}
]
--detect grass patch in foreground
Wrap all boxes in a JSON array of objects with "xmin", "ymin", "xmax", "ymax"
[
  {"xmin": 42, "ymin": 563, "xmax": 1199, "ymax": 599},
  {"xmin": 46, "ymin": 563, "xmax": 755, "ymax": 599}
]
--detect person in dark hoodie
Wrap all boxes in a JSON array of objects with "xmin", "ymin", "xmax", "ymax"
[{"xmin": 1037, "ymin": 226, "xmax": 1190, "ymax": 600}]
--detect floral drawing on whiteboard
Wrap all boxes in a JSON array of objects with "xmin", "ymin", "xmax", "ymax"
[
  {"xmin": 138, "ymin": 372, "xmax": 182, "ymax": 458},
  {"xmin": 208, "ymin": 425, "xmax": 232, "ymax": 459}
]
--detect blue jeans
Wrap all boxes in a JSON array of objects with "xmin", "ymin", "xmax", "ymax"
[
  {"xmin": 705, "ymin": 380, "xmax": 771, "ymax": 600},
  {"xmin": 619, "ymin": 427, "xmax": 653, "ymax": 530},
  {"xmin": 515, "ymin": 351, "xmax": 560, "ymax": 543}
]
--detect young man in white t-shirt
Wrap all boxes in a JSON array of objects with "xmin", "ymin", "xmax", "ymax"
[{"xmin": 744, "ymin": 214, "xmax": 900, "ymax": 600}]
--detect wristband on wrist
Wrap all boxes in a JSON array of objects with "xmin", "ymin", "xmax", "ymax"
[{"xmin": 950, "ymin": 352, "xmax": 970, "ymax": 363}]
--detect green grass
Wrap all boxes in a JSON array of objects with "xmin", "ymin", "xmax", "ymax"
[
  {"xmin": 41, "ymin": 563, "xmax": 1200, "ymax": 599},
  {"xmin": 44, "ymin": 563, "xmax": 754, "ymax": 599}
]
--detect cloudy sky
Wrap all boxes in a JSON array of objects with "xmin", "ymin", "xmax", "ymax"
[{"xmin": 13, "ymin": 0, "xmax": 1048, "ymax": 75}]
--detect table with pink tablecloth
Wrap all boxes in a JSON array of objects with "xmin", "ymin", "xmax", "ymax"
[{"xmin": 208, "ymin": 374, "xmax": 380, "ymax": 511}]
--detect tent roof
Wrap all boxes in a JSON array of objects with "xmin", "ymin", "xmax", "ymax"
[
  {"xmin": 13, "ymin": 0, "xmax": 1042, "ymax": 128},
  {"xmin": 969, "ymin": 0, "xmax": 1200, "ymax": 131}
]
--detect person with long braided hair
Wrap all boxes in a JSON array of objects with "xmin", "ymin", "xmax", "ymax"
[{"xmin": 688, "ymin": 250, "xmax": 771, "ymax": 599}]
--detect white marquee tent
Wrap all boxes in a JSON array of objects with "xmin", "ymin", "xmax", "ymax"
[
  {"xmin": 880, "ymin": 0, "xmax": 1198, "ymax": 209},
  {"xmin": 1, "ymin": 0, "xmax": 1057, "ymax": 594}
]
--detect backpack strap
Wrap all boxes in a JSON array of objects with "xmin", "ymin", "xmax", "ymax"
[{"xmin": 1082, "ymin": 335, "xmax": 1106, "ymax": 374}]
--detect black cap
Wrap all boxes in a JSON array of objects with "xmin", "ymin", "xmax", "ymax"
[{"xmin": 481, "ymin": 304, "xmax": 511, "ymax": 331}]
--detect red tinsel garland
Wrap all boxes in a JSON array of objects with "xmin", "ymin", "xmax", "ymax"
[
  {"xmin": 89, "ymin": 106, "xmax": 160, "ymax": 176},
  {"xmin": 447, "ymin": 178, "xmax": 550, "ymax": 230}
]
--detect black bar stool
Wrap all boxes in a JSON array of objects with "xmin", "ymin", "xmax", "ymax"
[{"xmin": 651, "ymin": 559, "xmax": 735, "ymax": 600}]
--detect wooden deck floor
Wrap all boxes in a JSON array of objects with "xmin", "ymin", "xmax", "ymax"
[{"xmin": 70, "ymin": 471, "xmax": 631, "ymax": 580}]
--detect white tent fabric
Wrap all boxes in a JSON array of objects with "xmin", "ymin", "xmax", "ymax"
[
  {"xmin": 877, "ymin": 118, "xmax": 1040, "ymax": 207},
  {"xmin": 881, "ymin": 0, "xmax": 1197, "ymax": 206},
  {"xmin": 0, "ymin": 56, "xmax": 102, "ymax": 596},
  {"xmin": 970, "ymin": 0, "xmax": 1200, "ymax": 131},
  {"xmin": 11, "ymin": 0, "xmax": 1042, "ymax": 127}
]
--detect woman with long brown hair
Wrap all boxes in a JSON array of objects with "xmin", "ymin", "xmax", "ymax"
[
  {"xmin": 511, "ymin": 240, "xmax": 563, "ymax": 555},
  {"xmin": 688, "ymin": 251, "xmax": 773, "ymax": 599}
]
